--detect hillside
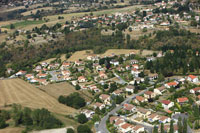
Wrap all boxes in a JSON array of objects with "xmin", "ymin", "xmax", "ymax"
[{"xmin": 0, "ymin": 79, "xmax": 78, "ymax": 115}]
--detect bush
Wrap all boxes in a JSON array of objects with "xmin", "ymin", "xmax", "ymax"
[
  {"xmin": 77, "ymin": 114, "xmax": 88, "ymax": 124},
  {"xmin": 67, "ymin": 128, "xmax": 75, "ymax": 133},
  {"xmin": 77, "ymin": 125, "xmax": 92, "ymax": 133}
]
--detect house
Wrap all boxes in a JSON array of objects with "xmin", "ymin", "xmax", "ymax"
[
  {"xmin": 99, "ymin": 94, "xmax": 110, "ymax": 105},
  {"xmin": 137, "ymin": 107, "xmax": 151, "ymax": 119},
  {"xmin": 60, "ymin": 62, "xmax": 71, "ymax": 70},
  {"xmin": 132, "ymin": 125, "xmax": 145, "ymax": 133},
  {"xmin": 187, "ymin": 75, "xmax": 199, "ymax": 83},
  {"xmin": 78, "ymin": 76, "xmax": 86, "ymax": 83},
  {"xmin": 177, "ymin": 97, "xmax": 189, "ymax": 104},
  {"xmin": 162, "ymin": 124, "xmax": 178, "ymax": 133},
  {"xmin": 16, "ymin": 70, "xmax": 27, "ymax": 76},
  {"xmin": 30, "ymin": 78, "xmax": 39, "ymax": 83},
  {"xmin": 123, "ymin": 103, "xmax": 136, "ymax": 112},
  {"xmin": 110, "ymin": 59, "xmax": 119, "ymax": 66},
  {"xmin": 134, "ymin": 77, "xmax": 144, "ymax": 84},
  {"xmin": 158, "ymin": 116, "xmax": 171, "ymax": 124},
  {"xmin": 146, "ymin": 57, "xmax": 155, "ymax": 62},
  {"xmin": 125, "ymin": 85, "xmax": 135, "ymax": 93},
  {"xmin": 144, "ymin": 91, "xmax": 156, "ymax": 99},
  {"xmin": 130, "ymin": 59, "xmax": 138, "ymax": 64},
  {"xmin": 25, "ymin": 74, "xmax": 34, "ymax": 80},
  {"xmin": 112, "ymin": 89, "xmax": 123, "ymax": 96},
  {"xmin": 109, "ymin": 116, "xmax": 120, "ymax": 124},
  {"xmin": 154, "ymin": 86, "xmax": 166, "ymax": 95},
  {"xmin": 37, "ymin": 73, "xmax": 47, "ymax": 78},
  {"xmin": 81, "ymin": 109, "xmax": 95, "ymax": 119},
  {"xmin": 37, "ymin": 79, "xmax": 48, "ymax": 85},
  {"xmin": 126, "ymin": 65, "xmax": 131, "ymax": 70},
  {"xmin": 89, "ymin": 85, "xmax": 100, "ymax": 93},
  {"xmin": 75, "ymin": 60, "xmax": 84, "ymax": 66},
  {"xmin": 148, "ymin": 73, "xmax": 158, "ymax": 81},
  {"xmin": 62, "ymin": 70, "xmax": 71, "ymax": 76},
  {"xmin": 99, "ymin": 71, "xmax": 108, "ymax": 79},
  {"xmin": 93, "ymin": 102, "xmax": 105, "ymax": 110},
  {"xmin": 132, "ymin": 64, "xmax": 139, "ymax": 69},
  {"xmin": 161, "ymin": 100, "xmax": 174, "ymax": 109},
  {"xmin": 148, "ymin": 113, "xmax": 160, "ymax": 122},
  {"xmin": 63, "ymin": 75, "xmax": 72, "ymax": 81},
  {"xmin": 134, "ymin": 96, "xmax": 147, "ymax": 104},
  {"xmin": 120, "ymin": 123, "xmax": 132, "ymax": 133},
  {"xmin": 164, "ymin": 81, "xmax": 178, "ymax": 88},
  {"xmin": 77, "ymin": 66, "xmax": 84, "ymax": 72},
  {"xmin": 114, "ymin": 119, "xmax": 125, "ymax": 127},
  {"xmin": 131, "ymin": 68, "xmax": 140, "ymax": 77},
  {"xmin": 190, "ymin": 87, "xmax": 200, "ymax": 94},
  {"xmin": 196, "ymin": 95, "xmax": 200, "ymax": 105},
  {"xmin": 48, "ymin": 63, "xmax": 60, "ymax": 70},
  {"xmin": 34, "ymin": 65, "xmax": 42, "ymax": 72}
]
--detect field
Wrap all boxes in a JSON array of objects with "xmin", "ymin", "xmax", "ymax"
[
  {"xmin": 39, "ymin": 82, "xmax": 93, "ymax": 102},
  {"xmin": 0, "ymin": 127, "xmax": 23, "ymax": 133},
  {"xmin": 67, "ymin": 50, "xmax": 93, "ymax": 62},
  {"xmin": 2, "ymin": 20, "xmax": 45, "ymax": 29},
  {"xmin": 21, "ymin": 7, "xmax": 53, "ymax": 16},
  {"xmin": 0, "ymin": 79, "xmax": 78, "ymax": 115}
]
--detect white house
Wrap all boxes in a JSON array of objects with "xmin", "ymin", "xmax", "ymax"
[
  {"xmin": 16, "ymin": 70, "xmax": 27, "ymax": 76},
  {"xmin": 190, "ymin": 87, "xmax": 200, "ymax": 94},
  {"xmin": 161, "ymin": 100, "xmax": 174, "ymax": 109},
  {"xmin": 132, "ymin": 125, "xmax": 145, "ymax": 133},
  {"xmin": 125, "ymin": 85, "xmax": 135, "ymax": 93},
  {"xmin": 131, "ymin": 68, "xmax": 140, "ymax": 77},
  {"xmin": 123, "ymin": 103, "xmax": 136, "ymax": 112},
  {"xmin": 81, "ymin": 109, "xmax": 95, "ymax": 119},
  {"xmin": 78, "ymin": 76, "xmax": 86, "ymax": 83},
  {"xmin": 99, "ymin": 94, "xmax": 110, "ymax": 105},
  {"xmin": 164, "ymin": 81, "xmax": 178, "ymax": 88},
  {"xmin": 110, "ymin": 59, "xmax": 119, "ymax": 66},
  {"xmin": 187, "ymin": 75, "xmax": 199, "ymax": 83},
  {"xmin": 154, "ymin": 86, "xmax": 166, "ymax": 95},
  {"xmin": 94, "ymin": 102, "xmax": 105, "ymax": 110},
  {"xmin": 158, "ymin": 116, "xmax": 171, "ymax": 124}
]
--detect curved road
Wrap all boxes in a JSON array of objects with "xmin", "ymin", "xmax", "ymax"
[{"xmin": 96, "ymin": 87, "xmax": 153, "ymax": 133}]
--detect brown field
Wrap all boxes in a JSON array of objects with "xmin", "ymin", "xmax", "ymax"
[
  {"xmin": 0, "ymin": 127, "xmax": 23, "ymax": 133},
  {"xmin": 0, "ymin": 79, "xmax": 78, "ymax": 115},
  {"xmin": 67, "ymin": 50, "xmax": 93, "ymax": 62},
  {"xmin": 21, "ymin": 7, "xmax": 53, "ymax": 16},
  {"xmin": 39, "ymin": 82, "xmax": 93, "ymax": 102}
]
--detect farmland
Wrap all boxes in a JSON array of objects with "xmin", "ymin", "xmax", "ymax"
[
  {"xmin": 39, "ymin": 82, "xmax": 93, "ymax": 102},
  {"xmin": 0, "ymin": 79, "xmax": 78, "ymax": 115}
]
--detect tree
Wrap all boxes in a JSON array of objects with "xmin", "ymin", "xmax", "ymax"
[
  {"xmin": 0, "ymin": 117, "xmax": 7, "ymax": 129},
  {"xmin": 161, "ymin": 123, "xmax": 164, "ymax": 133},
  {"xmin": 169, "ymin": 120, "xmax": 174, "ymax": 133},
  {"xmin": 77, "ymin": 125, "xmax": 92, "ymax": 133},
  {"xmin": 10, "ymin": 24, "xmax": 15, "ymax": 29},
  {"xmin": 153, "ymin": 126, "xmax": 158, "ymax": 133},
  {"xmin": 75, "ymin": 84, "xmax": 81, "ymax": 90},
  {"xmin": 178, "ymin": 117, "xmax": 183, "ymax": 133},
  {"xmin": 77, "ymin": 114, "xmax": 88, "ymax": 124},
  {"xmin": 67, "ymin": 128, "xmax": 75, "ymax": 133},
  {"xmin": 183, "ymin": 118, "xmax": 187, "ymax": 133}
]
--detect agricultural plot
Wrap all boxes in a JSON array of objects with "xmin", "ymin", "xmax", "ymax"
[{"xmin": 0, "ymin": 79, "xmax": 78, "ymax": 115}]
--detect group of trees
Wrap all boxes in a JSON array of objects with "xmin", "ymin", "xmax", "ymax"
[
  {"xmin": 145, "ymin": 45, "xmax": 200, "ymax": 77},
  {"xmin": 0, "ymin": 104, "xmax": 63, "ymax": 131},
  {"xmin": 58, "ymin": 92, "xmax": 86, "ymax": 109}
]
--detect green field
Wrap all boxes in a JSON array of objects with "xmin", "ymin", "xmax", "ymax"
[{"xmin": 2, "ymin": 20, "xmax": 45, "ymax": 29}]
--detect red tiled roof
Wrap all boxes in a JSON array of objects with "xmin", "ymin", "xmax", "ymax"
[
  {"xmin": 121, "ymin": 123, "xmax": 131, "ymax": 129},
  {"xmin": 136, "ymin": 96, "xmax": 145, "ymax": 102},
  {"xmin": 167, "ymin": 82, "xmax": 178, "ymax": 86},
  {"xmin": 145, "ymin": 91, "xmax": 153, "ymax": 95},
  {"xmin": 188, "ymin": 75, "xmax": 197, "ymax": 79},
  {"xmin": 161, "ymin": 100, "xmax": 171, "ymax": 105},
  {"xmin": 177, "ymin": 97, "xmax": 188, "ymax": 103}
]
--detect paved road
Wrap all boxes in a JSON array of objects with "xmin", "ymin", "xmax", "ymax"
[
  {"xmin": 113, "ymin": 73, "xmax": 127, "ymax": 85},
  {"xmin": 96, "ymin": 86, "xmax": 153, "ymax": 133}
]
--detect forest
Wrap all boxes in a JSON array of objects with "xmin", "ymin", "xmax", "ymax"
[
  {"xmin": 0, "ymin": 26, "xmax": 200, "ymax": 78},
  {"xmin": 0, "ymin": 104, "xmax": 63, "ymax": 132}
]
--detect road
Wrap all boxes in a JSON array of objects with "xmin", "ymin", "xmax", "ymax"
[{"xmin": 96, "ymin": 86, "xmax": 153, "ymax": 133}]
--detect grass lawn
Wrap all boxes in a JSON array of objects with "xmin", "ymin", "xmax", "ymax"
[{"xmin": 2, "ymin": 20, "xmax": 45, "ymax": 29}]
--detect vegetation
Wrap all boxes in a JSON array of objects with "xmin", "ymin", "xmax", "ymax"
[{"xmin": 58, "ymin": 92, "xmax": 86, "ymax": 109}]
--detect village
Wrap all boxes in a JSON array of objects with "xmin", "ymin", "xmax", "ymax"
[{"xmin": 7, "ymin": 48, "xmax": 200, "ymax": 133}]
